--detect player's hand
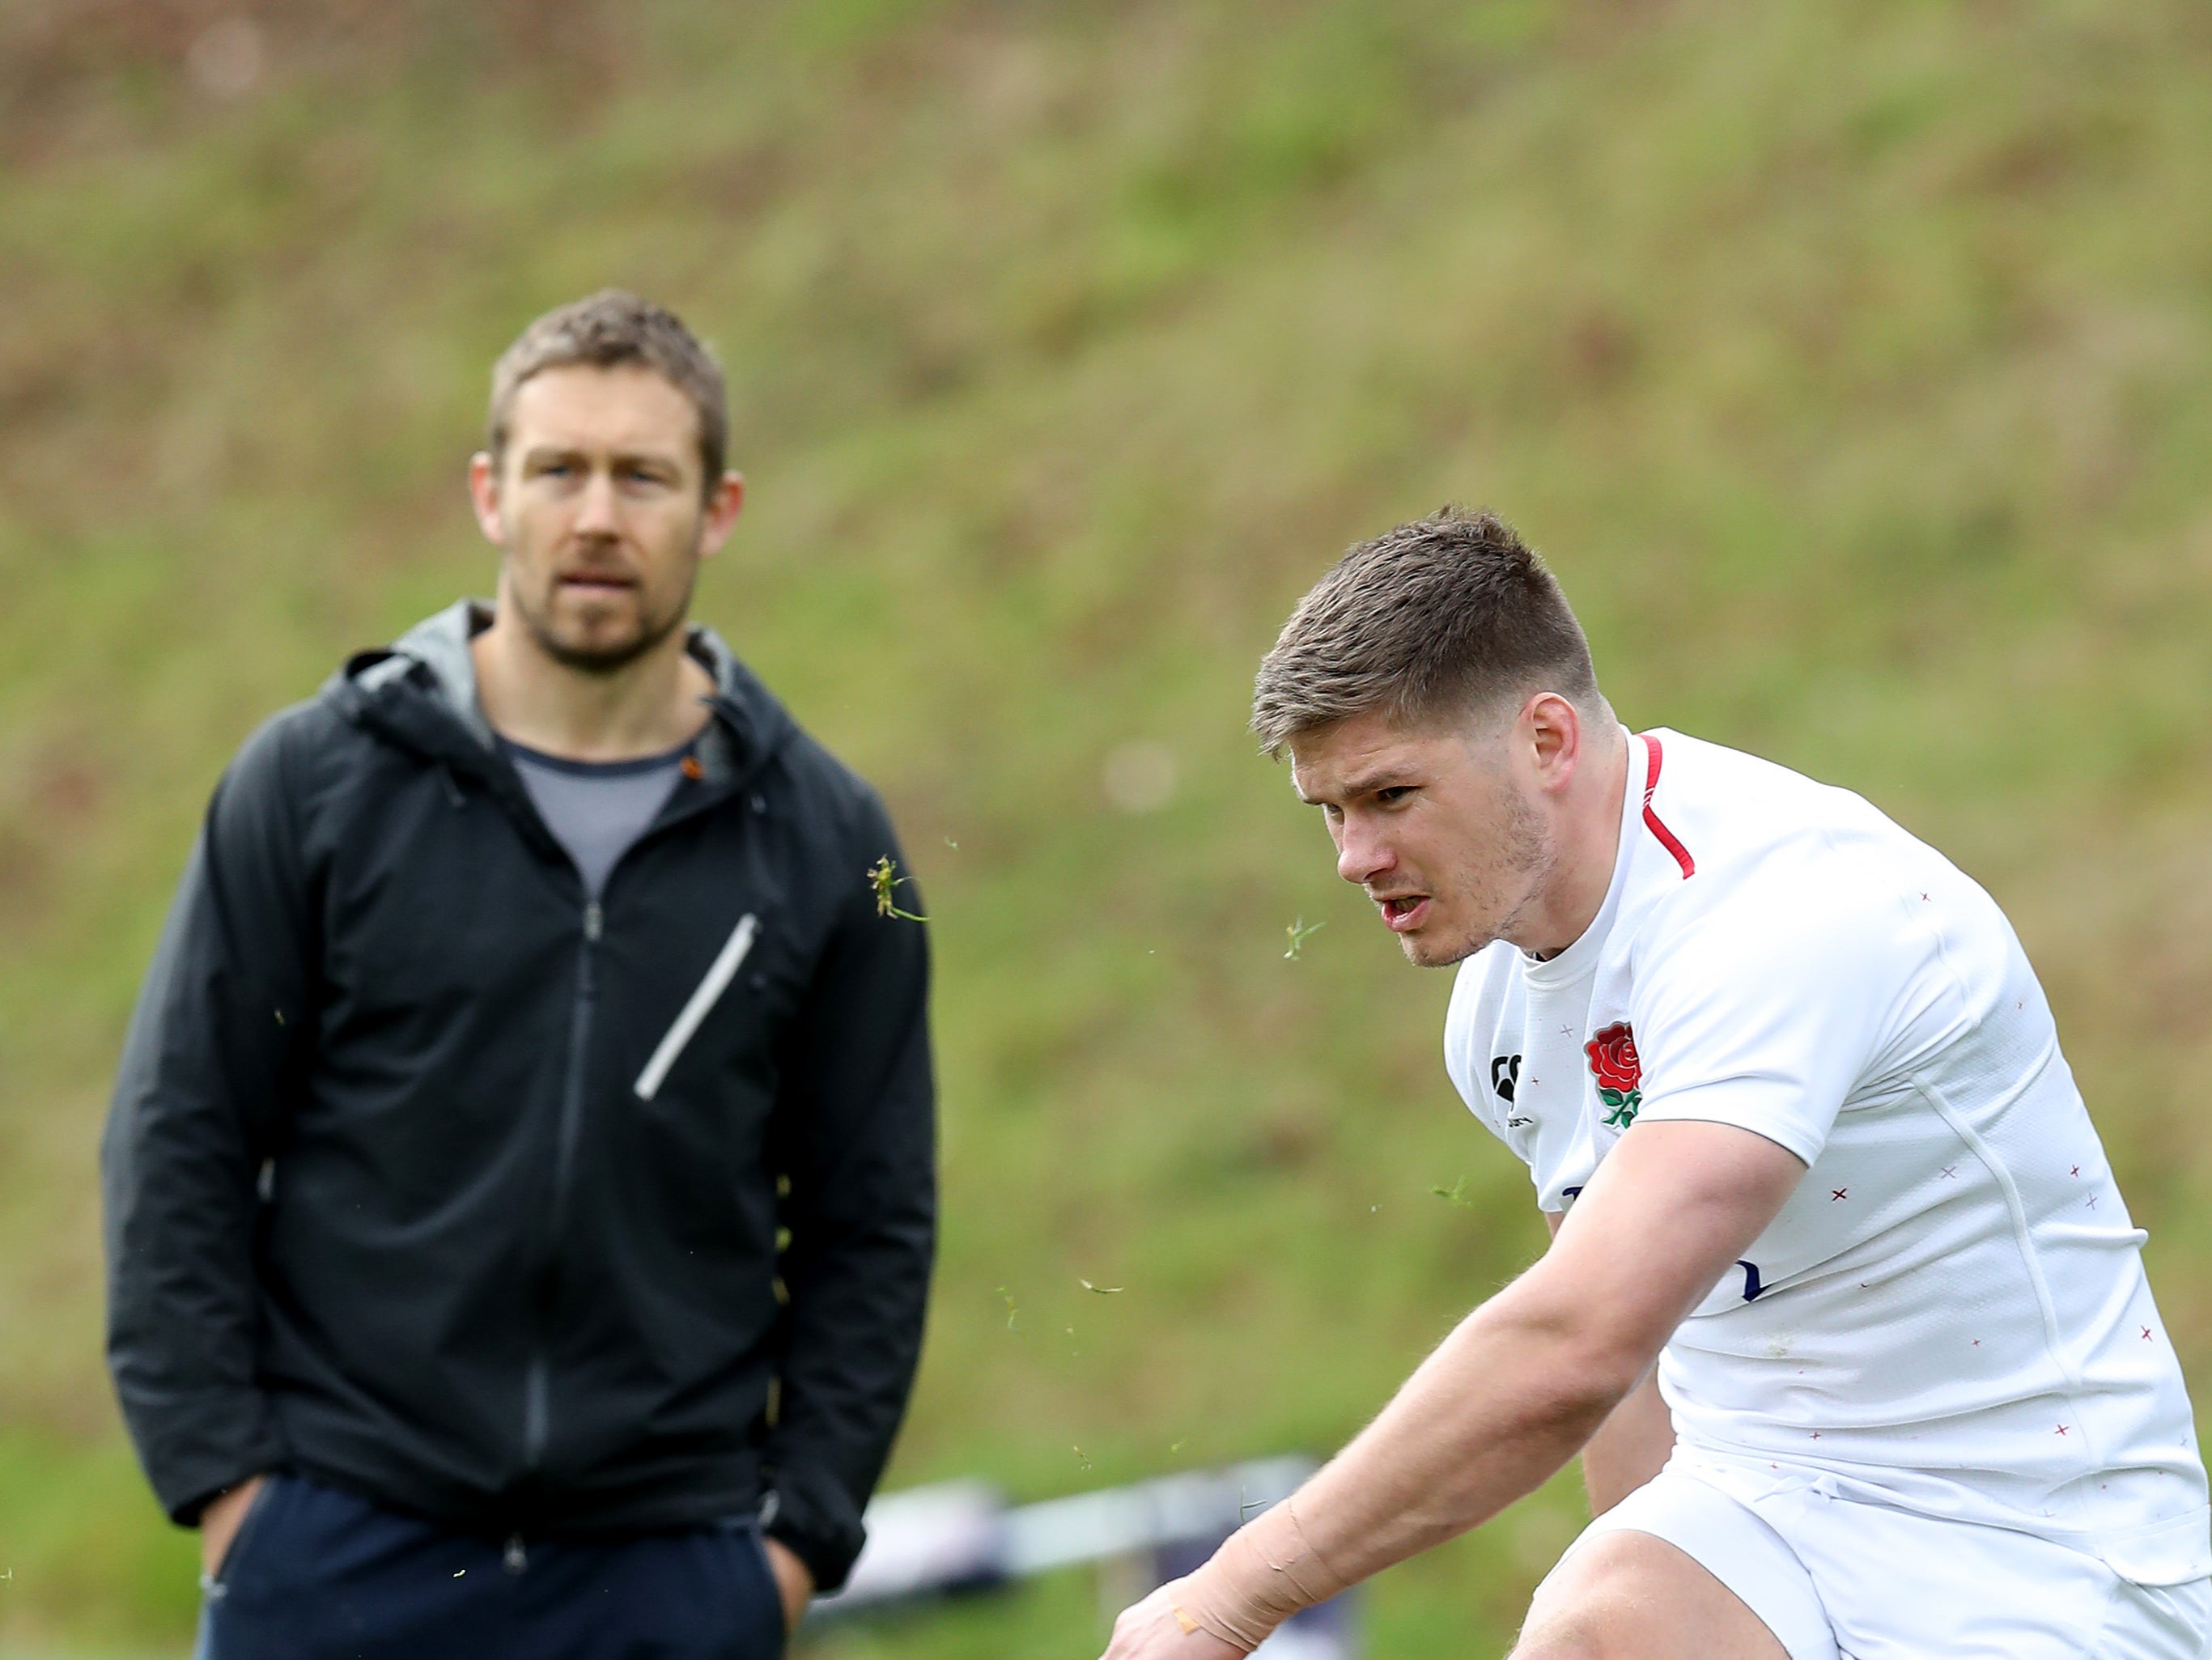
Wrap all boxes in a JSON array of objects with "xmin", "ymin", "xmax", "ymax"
[
  {"xmin": 199, "ymin": 1474, "xmax": 267, "ymax": 1578},
  {"xmin": 1099, "ymin": 1581, "xmax": 1250, "ymax": 1660},
  {"xmin": 762, "ymin": 1535, "xmax": 815, "ymax": 1632}
]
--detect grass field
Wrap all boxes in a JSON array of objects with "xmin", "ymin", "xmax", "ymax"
[{"xmin": 6, "ymin": 1, "xmax": 2212, "ymax": 1653}]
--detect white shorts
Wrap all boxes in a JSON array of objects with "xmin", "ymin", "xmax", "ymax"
[{"xmin": 1540, "ymin": 1464, "xmax": 2212, "ymax": 1659}]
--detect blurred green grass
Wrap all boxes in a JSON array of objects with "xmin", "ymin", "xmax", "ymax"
[{"xmin": 4, "ymin": 0, "xmax": 2212, "ymax": 1653}]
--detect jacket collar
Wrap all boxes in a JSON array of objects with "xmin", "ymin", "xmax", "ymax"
[{"xmin": 326, "ymin": 599, "xmax": 795, "ymax": 796}]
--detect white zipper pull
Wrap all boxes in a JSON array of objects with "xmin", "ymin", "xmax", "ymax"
[{"xmin": 584, "ymin": 901, "xmax": 603, "ymax": 942}]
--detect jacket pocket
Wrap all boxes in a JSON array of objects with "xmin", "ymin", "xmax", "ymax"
[{"xmin": 635, "ymin": 915, "xmax": 758, "ymax": 1102}]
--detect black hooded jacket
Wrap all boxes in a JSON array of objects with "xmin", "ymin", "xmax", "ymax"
[{"xmin": 101, "ymin": 602, "xmax": 935, "ymax": 1591}]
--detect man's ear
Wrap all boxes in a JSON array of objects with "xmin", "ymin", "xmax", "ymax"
[
  {"xmin": 1525, "ymin": 692, "xmax": 1584, "ymax": 792},
  {"xmin": 698, "ymin": 471, "xmax": 746, "ymax": 560},
  {"xmin": 468, "ymin": 452, "xmax": 505, "ymax": 546}
]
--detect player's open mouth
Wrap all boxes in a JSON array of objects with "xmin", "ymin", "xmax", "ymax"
[{"xmin": 1378, "ymin": 894, "xmax": 1430, "ymax": 932}]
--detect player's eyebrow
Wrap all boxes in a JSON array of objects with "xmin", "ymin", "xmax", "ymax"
[{"xmin": 1296, "ymin": 766, "xmax": 1416, "ymax": 806}]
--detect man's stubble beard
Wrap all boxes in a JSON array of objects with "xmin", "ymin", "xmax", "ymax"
[
  {"xmin": 509, "ymin": 531, "xmax": 702, "ymax": 677},
  {"xmin": 1404, "ymin": 786, "xmax": 1556, "ymax": 970}
]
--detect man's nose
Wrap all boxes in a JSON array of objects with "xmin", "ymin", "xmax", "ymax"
[
  {"xmin": 1335, "ymin": 821, "xmax": 1393, "ymax": 887},
  {"xmin": 574, "ymin": 470, "xmax": 620, "ymax": 535}
]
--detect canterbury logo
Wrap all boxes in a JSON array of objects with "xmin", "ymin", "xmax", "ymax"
[{"xmin": 1491, "ymin": 1054, "xmax": 1521, "ymax": 1102}]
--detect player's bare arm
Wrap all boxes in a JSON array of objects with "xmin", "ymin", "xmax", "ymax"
[
  {"xmin": 1544, "ymin": 1211, "xmax": 1677, "ymax": 1517},
  {"xmin": 1101, "ymin": 1119, "xmax": 1804, "ymax": 1657}
]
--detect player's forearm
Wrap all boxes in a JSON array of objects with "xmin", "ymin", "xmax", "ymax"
[
  {"xmin": 1296, "ymin": 1284, "xmax": 1643, "ymax": 1573},
  {"xmin": 1165, "ymin": 1127, "xmax": 1802, "ymax": 1651},
  {"xmin": 1169, "ymin": 1282, "xmax": 1643, "ymax": 1648}
]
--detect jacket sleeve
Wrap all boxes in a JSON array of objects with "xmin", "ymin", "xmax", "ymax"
[
  {"xmin": 762, "ymin": 787, "xmax": 936, "ymax": 1592},
  {"xmin": 101, "ymin": 712, "xmax": 316, "ymax": 1525}
]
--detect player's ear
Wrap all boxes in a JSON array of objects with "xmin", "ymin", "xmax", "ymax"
[
  {"xmin": 1526, "ymin": 692, "xmax": 1583, "ymax": 788},
  {"xmin": 468, "ymin": 452, "xmax": 504, "ymax": 546}
]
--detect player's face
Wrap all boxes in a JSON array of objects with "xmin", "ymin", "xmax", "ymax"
[
  {"xmin": 473, "ymin": 365, "xmax": 739, "ymax": 673},
  {"xmin": 1289, "ymin": 709, "xmax": 1552, "ymax": 967}
]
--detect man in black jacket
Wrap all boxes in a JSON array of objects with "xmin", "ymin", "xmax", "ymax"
[{"xmin": 102, "ymin": 291, "xmax": 936, "ymax": 1660}]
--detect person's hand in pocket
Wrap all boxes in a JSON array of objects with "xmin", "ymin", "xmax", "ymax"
[
  {"xmin": 762, "ymin": 1535, "xmax": 814, "ymax": 1631},
  {"xmin": 199, "ymin": 1475, "xmax": 268, "ymax": 1578}
]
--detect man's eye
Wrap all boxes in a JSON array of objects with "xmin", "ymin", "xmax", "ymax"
[{"xmin": 1375, "ymin": 786, "xmax": 1415, "ymax": 805}]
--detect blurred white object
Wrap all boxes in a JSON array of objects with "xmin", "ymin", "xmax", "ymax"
[
  {"xmin": 811, "ymin": 1457, "xmax": 1355, "ymax": 1655},
  {"xmin": 1254, "ymin": 1622, "xmax": 1352, "ymax": 1659},
  {"xmin": 818, "ymin": 1480, "xmax": 1007, "ymax": 1607},
  {"xmin": 1004, "ymin": 1455, "xmax": 1312, "ymax": 1575},
  {"xmin": 1102, "ymin": 741, "xmax": 1178, "ymax": 813},
  {"xmin": 188, "ymin": 19, "xmax": 265, "ymax": 98}
]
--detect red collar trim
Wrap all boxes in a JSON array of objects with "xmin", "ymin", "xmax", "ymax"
[{"xmin": 1640, "ymin": 732, "xmax": 1695, "ymax": 879}]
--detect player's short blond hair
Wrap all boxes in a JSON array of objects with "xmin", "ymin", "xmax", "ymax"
[
  {"xmin": 1250, "ymin": 507, "xmax": 1603, "ymax": 754},
  {"xmin": 486, "ymin": 291, "xmax": 728, "ymax": 497}
]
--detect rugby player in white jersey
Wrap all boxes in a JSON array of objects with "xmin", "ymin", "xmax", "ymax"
[{"xmin": 1101, "ymin": 509, "xmax": 2210, "ymax": 1659}]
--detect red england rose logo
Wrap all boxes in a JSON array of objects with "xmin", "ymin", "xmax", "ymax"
[{"xmin": 1586, "ymin": 1022, "xmax": 1642, "ymax": 1127}]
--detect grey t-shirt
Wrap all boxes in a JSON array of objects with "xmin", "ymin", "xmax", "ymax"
[{"xmin": 500, "ymin": 737, "xmax": 691, "ymax": 899}]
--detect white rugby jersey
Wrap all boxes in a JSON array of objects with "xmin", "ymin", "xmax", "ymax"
[{"xmin": 1444, "ymin": 728, "xmax": 2210, "ymax": 1583}]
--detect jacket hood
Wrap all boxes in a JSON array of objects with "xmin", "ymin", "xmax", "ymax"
[{"xmin": 325, "ymin": 600, "xmax": 796, "ymax": 792}]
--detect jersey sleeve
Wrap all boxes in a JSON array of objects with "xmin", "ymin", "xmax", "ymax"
[{"xmin": 1628, "ymin": 872, "xmax": 1923, "ymax": 1167}]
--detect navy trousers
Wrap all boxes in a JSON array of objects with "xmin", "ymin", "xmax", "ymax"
[{"xmin": 194, "ymin": 1475, "xmax": 787, "ymax": 1660}]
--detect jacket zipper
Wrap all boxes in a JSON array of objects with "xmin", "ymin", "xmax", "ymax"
[
  {"xmin": 507, "ymin": 743, "xmax": 763, "ymax": 1478},
  {"xmin": 524, "ymin": 895, "xmax": 601, "ymax": 1472}
]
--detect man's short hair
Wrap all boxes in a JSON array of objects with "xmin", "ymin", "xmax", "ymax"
[
  {"xmin": 1250, "ymin": 507, "xmax": 1602, "ymax": 754},
  {"xmin": 486, "ymin": 291, "xmax": 728, "ymax": 495}
]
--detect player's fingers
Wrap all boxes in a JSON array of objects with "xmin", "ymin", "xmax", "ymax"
[
  {"xmin": 1101, "ymin": 1585, "xmax": 1249, "ymax": 1660},
  {"xmin": 1100, "ymin": 1588, "xmax": 1162, "ymax": 1656},
  {"xmin": 1099, "ymin": 1585, "xmax": 1185, "ymax": 1658}
]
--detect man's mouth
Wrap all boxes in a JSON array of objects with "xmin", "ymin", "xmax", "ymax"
[
  {"xmin": 1374, "ymin": 894, "xmax": 1431, "ymax": 933},
  {"xmin": 558, "ymin": 571, "xmax": 638, "ymax": 597}
]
